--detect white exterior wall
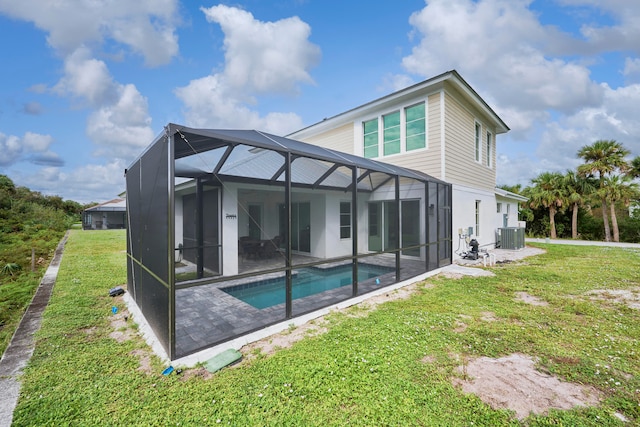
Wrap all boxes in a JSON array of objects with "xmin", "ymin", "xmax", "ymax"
[
  {"xmin": 325, "ymin": 192, "xmax": 354, "ymax": 258},
  {"xmin": 175, "ymin": 196, "xmax": 184, "ymax": 249},
  {"xmin": 452, "ymin": 184, "xmax": 496, "ymax": 256},
  {"xmin": 495, "ymin": 196, "xmax": 521, "ymax": 228},
  {"xmin": 222, "ymin": 184, "xmax": 239, "ymax": 276}
]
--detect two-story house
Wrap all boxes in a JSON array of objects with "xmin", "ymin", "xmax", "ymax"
[{"xmin": 289, "ymin": 70, "xmax": 524, "ymax": 254}]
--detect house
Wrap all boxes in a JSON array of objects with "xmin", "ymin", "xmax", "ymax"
[
  {"xmin": 287, "ymin": 70, "xmax": 523, "ymax": 255},
  {"xmin": 82, "ymin": 198, "xmax": 126, "ymax": 230},
  {"xmin": 125, "ymin": 125, "xmax": 451, "ymax": 360}
]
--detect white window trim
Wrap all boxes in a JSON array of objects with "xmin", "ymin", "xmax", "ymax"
[
  {"xmin": 475, "ymin": 199, "xmax": 481, "ymax": 237},
  {"xmin": 339, "ymin": 201, "xmax": 351, "ymax": 240},
  {"xmin": 360, "ymin": 100, "xmax": 428, "ymax": 159},
  {"xmin": 486, "ymin": 130, "xmax": 493, "ymax": 168},
  {"xmin": 474, "ymin": 121, "xmax": 482, "ymax": 163}
]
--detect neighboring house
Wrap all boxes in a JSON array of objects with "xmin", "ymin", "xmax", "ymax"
[
  {"xmin": 288, "ymin": 69, "xmax": 524, "ymax": 255},
  {"xmin": 82, "ymin": 198, "xmax": 126, "ymax": 230}
]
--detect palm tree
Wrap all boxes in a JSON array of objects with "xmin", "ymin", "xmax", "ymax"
[
  {"xmin": 563, "ymin": 170, "xmax": 596, "ymax": 239},
  {"xmin": 577, "ymin": 140, "xmax": 630, "ymax": 242},
  {"xmin": 527, "ymin": 172, "xmax": 565, "ymax": 239},
  {"xmin": 628, "ymin": 156, "xmax": 640, "ymax": 179},
  {"xmin": 604, "ymin": 175, "xmax": 640, "ymax": 242}
]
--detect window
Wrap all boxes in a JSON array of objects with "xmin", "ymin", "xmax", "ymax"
[
  {"xmin": 474, "ymin": 122, "xmax": 481, "ymax": 162},
  {"xmin": 363, "ymin": 119, "xmax": 379, "ymax": 158},
  {"xmin": 506, "ymin": 204, "xmax": 511, "ymax": 215},
  {"xmin": 475, "ymin": 200, "xmax": 481, "ymax": 236},
  {"xmin": 383, "ymin": 111, "xmax": 401, "ymax": 156},
  {"xmin": 497, "ymin": 202, "xmax": 502, "ymax": 213},
  {"xmin": 405, "ymin": 103, "xmax": 426, "ymax": 151},
  {"xmin": 486, "ymin": 131, "xmax": 492, "ymax": 167},
  {"xmin": 362, "ymin": 102, "xmax": 426, "ymax": 158},
  {"xmin": 340, "ymin": 202, "xmax": 351, "ymax": 239}
]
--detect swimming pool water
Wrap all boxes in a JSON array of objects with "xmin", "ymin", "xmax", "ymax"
[{"xmin": 222, "ymin": 263, "xmax": 393, "ymax": 309}]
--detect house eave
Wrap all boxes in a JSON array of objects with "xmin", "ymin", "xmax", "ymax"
[{"xmin": 288, "ymin": 70, "xmax": 509, "ymax": 139}]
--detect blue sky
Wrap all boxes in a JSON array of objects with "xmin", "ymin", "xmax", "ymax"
[{"xmin": 1, "ymin": 0, "xmax": 639, "ymax": 203}]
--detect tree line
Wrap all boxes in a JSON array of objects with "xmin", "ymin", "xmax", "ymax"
[
  {"xmin": 503, "ymin": 140, "xmax": 640, "ymax": 243},
  {"xmin": 0, "ymin": 174, "xmax": 96, "ymax": 349}
]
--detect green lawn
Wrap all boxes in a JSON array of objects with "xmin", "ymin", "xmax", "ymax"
[{"xmin": 11, "ymin": 230, "xmax": 640, "ymax": 426}]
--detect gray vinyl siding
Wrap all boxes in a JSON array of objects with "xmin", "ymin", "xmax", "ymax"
[{"xmin": 443, "ymin": 91, "xmax": 495, "ymax": 190}]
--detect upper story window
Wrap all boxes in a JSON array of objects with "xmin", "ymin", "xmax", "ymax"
[
  {"xmin": 362, "ymin": 102, "xmax": 426, "ymax": 159},
  {"xmin": 406, "ymin": 103, "xmax": 426, "ymax": 151},
  {"xmin": 486, "ymin": 131, "xmax": 492, "ymax": 168},
  {"xmin": 383, "ymin": 111, "xmax": 401, "ymax": 156},
  {"xmin": 497, "ymin": 202, "xmax": 502, "ymax": 213},
  {"xmin": 363, "ymin": 119, "xmax": 379, "ymax": 159},
  {"xmin": 474, "ymin": 122, "xmax": 482, "ymax": 162}
]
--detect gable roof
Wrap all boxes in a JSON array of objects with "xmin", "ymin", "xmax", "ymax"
[
  {"xmin": 288, "ymin": 69, "xmax": 509, "ymax": 139},
  {"xmin": 83, "ymin": 198, "xmax": 126, "ymax": 212}
]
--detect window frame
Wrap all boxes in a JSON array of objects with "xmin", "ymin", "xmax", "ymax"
[
  {"xmin": 486, "ymin": 130, "xmax": 492, "ymax": 168},
  {"xmin": 382, "ymin": 111, "xmax": 401, "ymax": 156},
  {"xmin": 474, "ymin": 121, "xmax": 482, "ymax": 163},
  {"xmin": 475, "ymin": 200, "xmax": 481, "ymax": 237},
  {"xmin": 363, "ymin": 118, "xmax": 379, "ymax": 159},
  {"xmin": 339, "ymin": 201, "xmax": 351, "ymax": 239},
  {"xmin": 361, "ymin": 101, "xmax": 427, "ymax": 159},
  {"xmin": 405, "ymin": 102, "xmax": 426, "ymax": 152}
]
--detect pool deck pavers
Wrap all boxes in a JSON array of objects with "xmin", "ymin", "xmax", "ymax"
[{"xmin": 174, "ymin": 254, "xmax": 429, "ymax": 357}]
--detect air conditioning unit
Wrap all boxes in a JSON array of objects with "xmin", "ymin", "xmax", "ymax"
[{"xmin": 496, "ymin": 227, "xmax": 525, "ymax": 250}]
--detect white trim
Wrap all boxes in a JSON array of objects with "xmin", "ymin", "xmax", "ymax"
[
  {"xmin": 474, "ymin": 120, "xmax": 482, "ymax": 164},
  {"xmin": 440, "ymin": 90, "xmax": 446, "ymax": 180},
  {"xmin": 486, "ymin": 130, "xmax": 493, "ymax": 169}
]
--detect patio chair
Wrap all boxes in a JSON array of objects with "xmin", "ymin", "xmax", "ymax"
[{"xmin": 259, "ymin": 236, "xmax": 281, "ymax": 259}]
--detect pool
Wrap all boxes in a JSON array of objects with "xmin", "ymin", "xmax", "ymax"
[{"xmin": 222, "ymin": 263, "xmax": 394, "ymax": 309}]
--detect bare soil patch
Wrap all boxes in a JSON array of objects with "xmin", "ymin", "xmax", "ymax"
[
  {"xmin": 587, "ymin": 288, "xmax": 640, "ymax": 310},
  {"xmin": 515, "ymin": 291, "xmax": 548, "ymax": 306},
  {"xmin": 130, "ymin": 349, "xmax": 154, "ymax": 375},
  {"xmin": 109, "ymin": 309, "xmax": 134, "ymax": 343},
  {"xmin": 454, "ymin": 353, "xmax": 600, "ymax": 420}
]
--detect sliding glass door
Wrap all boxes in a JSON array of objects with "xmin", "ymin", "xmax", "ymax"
[{"xmin": 368, "ymin": 200, "xmax": 420, "ymax": 256}]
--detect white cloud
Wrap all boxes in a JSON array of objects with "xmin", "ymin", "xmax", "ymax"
[
  {"xmin": 623, "ymin": 57, "xmax": 640, "ymax": 81},
  {"xmin": 52, "ymin": 47, "xmax": 154, "ymax": 162},
  {"xmin": 202, "ymin": 5, "xmax": 319, "ymax": 94},
  {"xmin": 402, "ymin": 0, "xmax": 603, "ymax": 126},
  {"xmin": 0, "ymin": 131, "xmax": 56, "ymax": 166},
  {"xmin": 565, "ymin": 0, "xmax": 640, "ymax": 54},
  {"xmin": 54, "ymin": 47, "xmax": 118, "ymax": 106},
  {"xmin": 176, "ymin": 5, "xmax": 319, "ymax": 134},
  {"xmin": 0, "ymin": 0, "xmax": 179, "ymax": 66},
  {"xmin": 14, "ymin": 160, "xmax": 127, "ymax": 203},
  {"xmin": 86, "ymin": 83, "xmax": 154, "ymax": 161}
]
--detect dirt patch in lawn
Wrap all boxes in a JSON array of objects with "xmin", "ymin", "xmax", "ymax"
[
  {"xmin": 587, "ymin": 288, "xmax": 640, "ymax": 310},
  {"xmin": 515, "ymin": 292, "xmax": 549, "ymax": 306},
  {"xmin": 453, "ymin": 353, "xmax": 601, "ymax": 420}
]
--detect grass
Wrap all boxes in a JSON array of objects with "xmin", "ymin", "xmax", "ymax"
[{"xmin": 11, "ymin": 230, "xmax": 640, "ymax": 426}]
